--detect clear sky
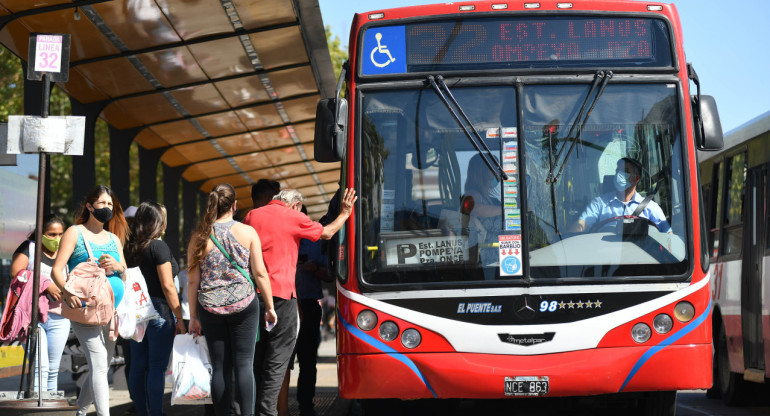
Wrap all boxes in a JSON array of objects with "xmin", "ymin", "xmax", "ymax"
[{"xmin": 318, "ymin": 0, "xmax": 770, "ymax": 133}]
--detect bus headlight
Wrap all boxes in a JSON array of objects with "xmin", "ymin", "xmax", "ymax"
[
  {"xmin": 379, "ymin": 321, "xmax": 399, "ymax": 341},
  {"xmin": 674, "ymin": 301, "xmax": 695, "ymax": 322},
  {"xmin": 631, "ymin": 323, "xmax": 652, "ymax": 343},
  {"xmin": 653, "ymin": 314, "xmax": 674, "ymax": 334},
  {"xmin": 401, "ymin": 328, "xmax": 422, "ymax": 349},
  {"xmin": 356, "ymin": 310, "xmax": 377, "ymax": 331}
]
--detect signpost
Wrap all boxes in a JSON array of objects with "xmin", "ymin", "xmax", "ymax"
[{"xmin": 1, "ymin": 33, "xmax": 81, "ymax": 406}]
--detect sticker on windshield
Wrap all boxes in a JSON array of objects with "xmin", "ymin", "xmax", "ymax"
[
  {"xmin": 486, "ymin": 128, "xmax": 500, "ymax": 140},
  {"xmin": 380, "ymin": 189, "xmax": 395, "ymax": 232},
  {"xmin": 362, "ymin": 26, "xmax": 406, "ymax": 75},
  {"xmin": 502, "ymin": 127, "xmax": 517, "ymax": 139},
  {"xmin": 499, "ymin": 235, "xmax": 523, "ymax": 276},
  {"xmin": 502, "ymin": 140, "xmax": 520, "ymax": 231}
]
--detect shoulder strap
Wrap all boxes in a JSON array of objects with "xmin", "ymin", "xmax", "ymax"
[
  {"xmin": 26, "ymin": 241, "xmax": 34, "ymax": 271},
  {"xmin": 209, "ymin": 233, "xmax": 255, "ymax": 289},
  {"xmin": 631, "ymin": 182, "xmax": 659, "ymax": 217},
  {"xmin": 78, "ymin": 225, "xmax": 96, "ymax": 259}
]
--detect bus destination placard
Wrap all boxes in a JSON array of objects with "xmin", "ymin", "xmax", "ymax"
[
  {"xmin": 383, "ymin": 234, "xmax": 469, "ymax": 267},
  {"xmin": 361, "ymin": 17, "xmax": 672, "ymax": 75}
]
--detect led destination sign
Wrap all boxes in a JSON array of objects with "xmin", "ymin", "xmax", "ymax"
[{"xmin": 360, "ymin": 17, "xmax": 672, "ymax": 75}]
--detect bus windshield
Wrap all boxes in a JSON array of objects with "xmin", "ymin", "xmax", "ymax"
[{"xmin": 359, "ymin": 81, "xmax": 688, "ymax": 286}]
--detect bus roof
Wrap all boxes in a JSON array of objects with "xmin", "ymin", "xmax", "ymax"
[
  {"xmin": 699, "ymin": 111, "xmax": 770, "ymax": 162},
  {"xmin": 356, "ymin": 0, "xmax": 674, "ymax": 21}
]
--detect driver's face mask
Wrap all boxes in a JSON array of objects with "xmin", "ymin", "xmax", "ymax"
[{"xmin": 614, "ymin": 171, "xmax": 631, "ymax": 192}]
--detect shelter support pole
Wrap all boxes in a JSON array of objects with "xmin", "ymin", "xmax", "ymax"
[
  {"xmin": 162, "ymin": 164, "xmax": 185, "ymax": 263},
  {"xmin": 24, "ymin": 73, "xmax": 51, "ymax": 402},
  {"xmin": 108, "ymin": 126, "xmax": 141, "ymax": 206},
  {"xmin": 199, "ymin": 190, "xmax": 209, "ymax": 219},
  {"xmin": 182, "ymin": 180, "xmax": 204, "ymax": 259},
  {"xmin": 22, "ymin": 63, "xmax": 51, "ymax": 212},
  {"xmin": 138, "ymin": 147, "xmax": 164, "ymax": 203},
  {"xmin": 70, "ymin": 97, "xmax": 108, "ymax": 211}
]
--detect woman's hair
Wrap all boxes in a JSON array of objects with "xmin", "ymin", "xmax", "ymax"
[
  {"xmin": 27, "ymin": 214, "xmax": 65, "ymax": 241},
  {"xmin": 125, "ymin": 202, "xmax": 165, "ymax": 267},
  {"xmin": 188, "ymin": 183, "xmax": 236, "ymax": 270},
  {"xmin": 73, "ymin": 185, "xmax": 130, "ymax": 245}
]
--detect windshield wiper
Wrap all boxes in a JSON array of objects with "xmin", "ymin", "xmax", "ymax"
[
  {"xmin": 546, "ymin": 70, "xmax": 613, "ymax": 184},
  {"xmin": 427, "ymin": 75, "xmax": 508, "ymax": 181}
]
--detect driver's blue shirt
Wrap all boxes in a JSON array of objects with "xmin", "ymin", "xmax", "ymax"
[{"xmin": 579, "ymin": 191, "xmax": 671, "ymax": 233}]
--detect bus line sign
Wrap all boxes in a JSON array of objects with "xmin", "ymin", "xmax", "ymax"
[{"xmin": 27, "ymin": 33, "xmax": 71, "ymax": 82}]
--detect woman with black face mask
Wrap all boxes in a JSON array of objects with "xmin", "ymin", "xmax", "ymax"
[{"xmin": 52, "ymin": 185, "xmax": 129, "ymax": 416}]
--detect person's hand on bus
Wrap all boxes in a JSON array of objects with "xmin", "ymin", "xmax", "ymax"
[
  {"xmin": 320, "ymin": 188, "xmax": 357, "ymax": 240},
  {"xmin": 340, "ymin": 188, "xmax": 357, "ymax": 217}
]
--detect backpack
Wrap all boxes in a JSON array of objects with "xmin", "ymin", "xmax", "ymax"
[{"xmin": 60, "ymin": 226, "xmax": 115, "ymax": 326}]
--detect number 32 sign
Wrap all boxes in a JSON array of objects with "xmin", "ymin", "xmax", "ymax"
[{"xmin": 27, "ymin": 33, "xmax": 70, "ymax": 82}]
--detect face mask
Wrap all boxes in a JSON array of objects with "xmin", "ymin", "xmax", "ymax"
[
  {"xmin": 488, "ymin": 177, "xmax": 501, "ymax": 200},
  {"xmin": 41, "ymin": 235, "xmax": 60, "ymax": 252},
  {"xmin": 614, "ymin": 171, "xmax": 631, "ymax": 192},
  {"xmin": 91, "ymin": 206, "xmax": 113, "ymax": 223}
]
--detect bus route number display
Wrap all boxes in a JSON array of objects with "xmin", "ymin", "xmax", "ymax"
[{"xmin": 361, "ymin": 16, "xmax": 671, "ymax": 75}]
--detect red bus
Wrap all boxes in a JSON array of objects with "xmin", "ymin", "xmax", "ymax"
[
  {"xmin": 700, "ymin": 112, "xmax": 770, "ymax": 405},
  {"xmin": 314, "ymin": 1, "xmax": 723, "ymax": 413}
]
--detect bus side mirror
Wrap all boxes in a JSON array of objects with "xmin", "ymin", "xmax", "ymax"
[
  {"xmin": 692, "ymin": 95, "xmax": 724, "ymax": 151},
  {"xmin": 314, "ymin": 98, "xmax": 347, "ymax": 162}
]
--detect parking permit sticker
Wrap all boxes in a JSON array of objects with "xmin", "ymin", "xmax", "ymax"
[
  {"xmin": 499, "ymin": 235, "xmax": 523, "ymax": 276},
  {"xmin": 362, "ymin": 25, "xmax": 406, "ymax": 75}
]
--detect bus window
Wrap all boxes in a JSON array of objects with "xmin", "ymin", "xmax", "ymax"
[
  {"xmin": 524, "ymin": 83, "xmax": 687, "ymax": 278},
  {"xmin": 712, "ymin": 161, "xmax": 725, "ymax": 256},
  {"xmin": 722, "ymin": 153, "xmax": 746, "ymax": 256},
  {"xmin": 359, "ymin": 86, "xmax": 516, "ymax": 285},
  {"xmin": 765, "ymin": 168, "xmax": 770, "ymax": 251}
]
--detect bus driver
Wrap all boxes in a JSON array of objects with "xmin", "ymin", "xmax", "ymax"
[{"xmin": 569, "ymin": 157, "xmax": 671, "ymax": 234}]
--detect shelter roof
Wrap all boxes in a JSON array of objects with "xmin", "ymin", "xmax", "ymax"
[{"xmin": 0, "ymin": 0, "xmax": 338, "ymax": 217}]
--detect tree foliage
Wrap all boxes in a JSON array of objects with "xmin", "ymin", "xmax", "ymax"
[
  {"xmin": 326, "ymin": 25, "xmax": 348, "ymax": 97},
  {"xmin": 0, "ymin": 49, "xmax": 23, "ymax": 122}
]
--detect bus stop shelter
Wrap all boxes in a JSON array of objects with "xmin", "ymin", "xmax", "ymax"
[{"xmin": 0, "ymin": 0, "xmax": 338, "ymax": 259}]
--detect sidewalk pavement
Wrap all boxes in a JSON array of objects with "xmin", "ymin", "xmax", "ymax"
[{"xmin": 0, "ymin": 336, "xmax": 350, "ymax": 416}]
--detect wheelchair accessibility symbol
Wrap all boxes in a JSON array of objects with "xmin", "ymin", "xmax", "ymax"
[
  {"xmin": 371, "ymin": 33, "xmax": 396, "ymax": 68},
  {"xmin": 362, "ymin": 25, "xmax": 405, "ymax": 75}
]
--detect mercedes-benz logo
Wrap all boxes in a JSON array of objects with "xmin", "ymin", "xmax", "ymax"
[{"xmin": 514, "ymin": 295, "xmax": 536, "ymax": 320}]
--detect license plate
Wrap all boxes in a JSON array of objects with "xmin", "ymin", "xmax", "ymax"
[{"xmin": 504, "ymin": 376, "xmax": 549, "ymax": 397}]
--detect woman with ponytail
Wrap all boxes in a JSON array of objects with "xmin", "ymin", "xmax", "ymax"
[{"xmin": 187, "ymin": 183, "xmax": 276, "ymax": 416}]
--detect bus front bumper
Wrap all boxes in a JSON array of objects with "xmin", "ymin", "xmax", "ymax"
[{"xmin": 337, "ymin": 343, "xmax": 712, "ymax": 399}]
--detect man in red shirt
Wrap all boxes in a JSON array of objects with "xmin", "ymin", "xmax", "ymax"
[{"xmin": 243, "ymin": 187, "xmax": 356, "ymax": 416}]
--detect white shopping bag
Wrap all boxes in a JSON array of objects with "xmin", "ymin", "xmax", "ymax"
[
  {"xmin": 116, "ymin": 294, "xmax": 136, "ymax": 339},
  {"xmin": 170, "ymin": 334, "xmax": 213, "ymax": 405},
  {"xmin": 125, "ymin": 267, "xmax": 160, "ymax": 323}
]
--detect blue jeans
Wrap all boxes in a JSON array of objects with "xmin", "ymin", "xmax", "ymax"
[
  {"xmin": 128, "ymin": 297, "xmax": 175, "ymax": 416},
  {"xmin": 33, "ymin": 312, "xmax": 71, "ymax": 391}
]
